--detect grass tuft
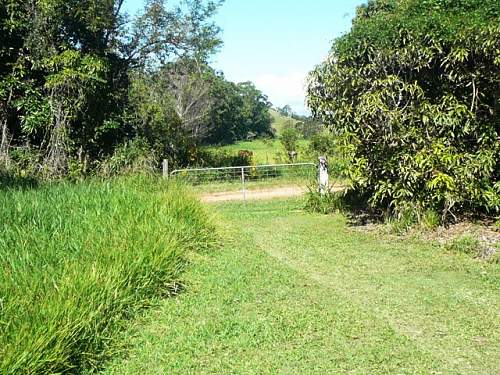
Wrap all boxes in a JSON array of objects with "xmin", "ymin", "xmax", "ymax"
[
  {"xmin": 444, "ymin": 235, "xmax": 482, "ymax": 256},
  {"xmin": 303, "ymin": 188, "xmax": 346, "ymax": 214},
  {"xmin": 0, "ymin": 176, "xmax": 216, "ymax": 373}
]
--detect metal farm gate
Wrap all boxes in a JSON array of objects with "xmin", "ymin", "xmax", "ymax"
[{"xmin": 169, "ymin": 163, "xmax": 317, "ymax": 202}]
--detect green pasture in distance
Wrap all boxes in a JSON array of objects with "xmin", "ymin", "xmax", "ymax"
[{"xmin": 205, "ymin": 139, "xmax": 311, "ymax": 164}]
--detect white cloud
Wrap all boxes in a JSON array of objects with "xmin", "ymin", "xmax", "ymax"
[{"xmin": 253, "ymin": 71, "xmax": 309, "ymax": 115}]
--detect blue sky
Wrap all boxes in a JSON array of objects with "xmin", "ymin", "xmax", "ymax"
[{"xmin": 124, "ymin": 0, "xmax": 365, "ymax": 114}]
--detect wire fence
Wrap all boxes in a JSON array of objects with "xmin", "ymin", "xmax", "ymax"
[{"xmin": 170, "ymin": 163, "xmax": 316, "ymax": 185}]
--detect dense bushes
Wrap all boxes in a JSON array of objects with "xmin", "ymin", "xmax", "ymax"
[
  {"xmin": 98, "ymin": 138, "xmax": 157, "ymax": 177},
  {"xmin": 1, "ymin": 1, "xmax": 274, "ymax": 179},
  {"xmin": 307, "ymin": 0, "xmax": 499, "ymax": 220},
  {"xmin": 306, "ymin": 131, "xmax": 350, "ymax": 178},
  {"xmin": 195, "ymin": 148, "xmax": 254, "ymax": 167},
  {"xmin": 0, "ymin": 177, "xmax": 216, "ymax": 373}
]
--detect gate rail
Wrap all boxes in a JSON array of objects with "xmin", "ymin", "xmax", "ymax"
[{"xmin": 171, "ymin": 162, "xmax": 315, "ymax": 182}]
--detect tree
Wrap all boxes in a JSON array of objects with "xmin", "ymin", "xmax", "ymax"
[
  {"xmin": 294, "ymin": 117, "xmax": 323, "ymax": 139},
  {"xmin": 0, "ymin": 0, "xmax": 225, "ymax": 175},
  {"xmin": 206, "ymin": 77, "xmax": 273, "ymax": 144},
  {"xmin": 43, "ymin": 51, "xmax": 107, "ymax": 176},
  {"xmin": 277, "ymin": 104, "xmax": 293, "ymax": 117},
  {"xmin": 160, "ymin": 60, "xmax": 213, "ymax": 141},
  {"xmin": 0, "ymin": 0, "xmax": 32, "ymax": 167},
  {"xmin": 237, "ymin": 81, "xmax": 273, "ymax": 139},
  {"xmin": 126, "ymin": 0, "xmax": 223, "ymax": 68},
  {"xmin": 206, "ymin": 73, "xmax": 244, "ymax": 144},
  {"xmin": 280, "ymin": 121, "xmax": 300, "ymax": 162},
  {"xmin": 307, "ymin": 0, "xmax": 499, "ymax": 218}
]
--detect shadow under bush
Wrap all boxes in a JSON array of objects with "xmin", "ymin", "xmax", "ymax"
[
  {"xmin": 304, "ymin": 186, "xmax": 373, "ymax": 218},
  {"xmin": 0, "ymin": 170, "xmax": 39, "ymax": 191}
]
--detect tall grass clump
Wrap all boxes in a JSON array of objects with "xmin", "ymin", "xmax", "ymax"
[
  {"xmin": 0, "ymin": 176, "xmax": 216, "ymax": 373},
  {"xmin": 303, "ymin": 185, "xmax": 350, "ymax": 215}
]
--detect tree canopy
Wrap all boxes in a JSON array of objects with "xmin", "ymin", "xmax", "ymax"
[
  {"xmin": 0, "ymin": 0, "xmax": 273, "ymax": 177},
  {"xmin": 307, "ymin": 0, "xmax": 499, "ymax": 219}
]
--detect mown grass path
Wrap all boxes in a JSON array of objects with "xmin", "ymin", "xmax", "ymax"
[{"xmin": 102, "ymin": 199, "xmax": 499, "ymax": 374}]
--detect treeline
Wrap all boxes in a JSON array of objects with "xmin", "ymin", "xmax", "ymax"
[
  {"xmin": 0, "ymin": 0, "xmax": 272, "ymax": 178},
  {"xmin": 308, "ymin": 0, "xmax": 499, "ymax": 219}
]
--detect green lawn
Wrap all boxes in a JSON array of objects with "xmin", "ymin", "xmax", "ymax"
[{"xmin": 101, "ymin": 199, "xmax": 499, "ymax": 374}]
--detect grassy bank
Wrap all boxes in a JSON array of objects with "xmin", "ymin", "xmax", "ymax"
[
  {"xmin": 0, "ymin": 176, "xmax": 216, "ymax": 373},
  {"xmin": 101, "ymin": 199, "xmax": 499, "ymax": 374},
  {"xmin": 270, "ymin": 108, "xmax": 297, "ymax": 135}
]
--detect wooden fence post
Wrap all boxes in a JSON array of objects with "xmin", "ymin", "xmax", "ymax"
[
  {"xmin": 241, "ymin": 166, "xmax": 246, "ymax": 203},
  {"xmin": 162, "ymin": 159, "xmax": 169, "ymax": 178}
]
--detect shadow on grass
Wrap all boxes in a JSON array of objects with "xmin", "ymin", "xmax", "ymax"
[
  {"xmin": 304, "ymin": 187, "xmax": 383, "ymax": 226},
  {"xmin": 0, "ymin": 171, "xmax": 39, "ymax": 191}
]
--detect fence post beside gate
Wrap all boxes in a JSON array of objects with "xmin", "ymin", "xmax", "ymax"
[
  {"xmin": 241, "ymin": 167, "xmax": 246, "ymax": 202},
  {"xmin": 162, "ymin": 159, "xmax": 169, "ymax": 178},
  {"xmin": 318, "ymin": 156, "xmax": 328, "ymax": 195}
]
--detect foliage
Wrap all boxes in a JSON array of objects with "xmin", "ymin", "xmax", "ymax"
[
  {"xmin": 307, "ymin": 0, "xmax": 500, "ymax": 220},
  {"xmin": 276, "ymin": 104, "xmax": 293, "ymax": 117},
  {"xmin": 1, "ymin": 0, "xmax": 241, "ymax": 177},
  {"xmin": 126, "ymin": 69, "xmax": 188, "ymax": 167},
  {"xmin": 418, "ymin": 209, "xmax": 441, "ymax": 231},
  {"xmin": 0, "ymin": 176, "xmax": 216, "ymax": 373},
  {"xmin": 294, "ymin": 117, "xmax": 323, "ymax": 139},
  {"xmin": 280, "ymin": 121, "xmax": 300, "ymax": 161},
  {"xmin": 195, "ymin": 148, "xmax": 253, "ymax": 168},
  {"xmin": 306, "ymin": 130, "xmax": 350, "ymax": 178},
  {"xmin": 98, "ymin": 138, "xmax": 157, "ymax": 177},
  {"xmin": 304, "ymin": 189, "xmax": 346, "ymax": 214},
  {"xmin": 207, "ymin": 76, "xmax": 274, "ymax": 144},
  {"xmin": 306, "ymin": 131, "xmax": 336, "ymax": 158}
]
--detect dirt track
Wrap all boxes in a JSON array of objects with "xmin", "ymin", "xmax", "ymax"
[{"xmin": 200, "ymin": 186, "xmax": 307, "ymax": 203}]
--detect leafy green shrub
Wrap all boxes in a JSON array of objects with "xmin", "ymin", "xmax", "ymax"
[
  {"xmin": 98, "ymin": 138, "xmax": 157, "ymax": 177},
  {"xmin": 280, "ymin": 122, "xmax": 300, "ymax": 161},
  {"xmin": 445, "ymin": 235, "xmax": 481, "ymax": 256},
  {"xmin": 307, "ymin": 130, "xmax": 335, "ymax": 157},
  {"xmin": 307, "ymin": 0, "xmax": 499, "ymax": 219},
  {"xmin": 8, "ymin": 146, "xmax": 43, "ymax": 177},
  {"xmin": 195, "ymin": 149, "xmax": 253, "ymax": 167},
  {"xmin": 0, "ymin": 177, "xmax": 216, "ymax": 373},
  {"xmin": 306, "ymin": 131, "xmax": 349, "ymax": 178}
]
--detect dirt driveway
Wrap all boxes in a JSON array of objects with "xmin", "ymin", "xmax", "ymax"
[{"xmin": 200, "ymin": 186, "xmax": 307, "ymax": 203}]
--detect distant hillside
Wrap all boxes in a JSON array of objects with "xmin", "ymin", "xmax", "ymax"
[{"xmin": 270, "ymin": 109, "xmax": 297, "ymax": 136}]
